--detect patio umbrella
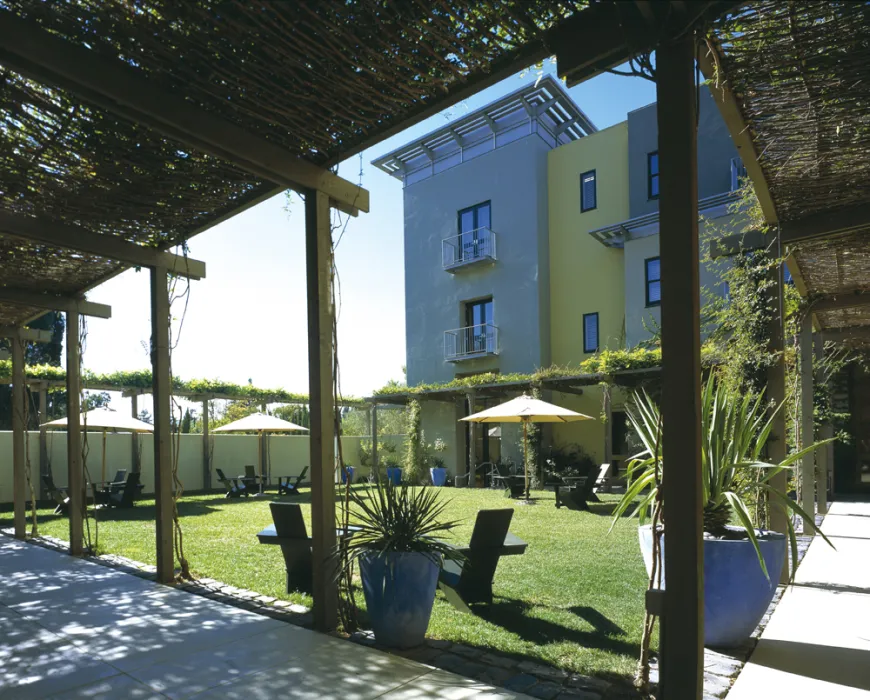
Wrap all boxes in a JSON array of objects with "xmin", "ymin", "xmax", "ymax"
[
  {"xmin": 462, "ymin": 395, "xmax": 593, "ymax": 501},
  {"xmin": 41, "ymin": 407, "xmax": 154, "ymax": 483},
  {"xmin": 213, "ymin": 413, "xmax": 308, "ymax": 495}
]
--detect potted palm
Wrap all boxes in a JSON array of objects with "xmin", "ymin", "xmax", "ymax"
[
  {"xmin": 343, "ymin": 481, "xmax": 461, "ymax": 648},
  {"xmin": 614, "ymin": 378, "xmax": 832, "ymax": 647}
]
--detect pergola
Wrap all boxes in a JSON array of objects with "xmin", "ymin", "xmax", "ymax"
[{"xmin": 2, "ymin": 2, "xmax": 864, "ymax": 698}]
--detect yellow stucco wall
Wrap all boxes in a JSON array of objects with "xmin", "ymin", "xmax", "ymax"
[
  {"xmin": 548, "ymin": 121, "xmax": 629, "ymax": 365},
  {"xmin": 547, "ymin": 122, "xmax": 629, "ymax": 461}
]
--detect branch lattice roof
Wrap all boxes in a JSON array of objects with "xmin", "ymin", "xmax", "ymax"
[{"xmin": 0, "ymin": 0, "xmax": 587, "ymax": 328}]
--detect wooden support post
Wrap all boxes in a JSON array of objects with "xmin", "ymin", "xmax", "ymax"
[
  {"xmin": 11, "ymin": 333, "xmax": 26, "ymax": 539},
  {"xmin": 603, "ymin": 387, "xmax": 613, "ymax": 465},
  {"xmin": 766, "ymin": 255, "xmax": 790, "ymax": 583},
  {"xmin": 814, "ymin": 335, "xmax": 829, "ymax": 515},
  {"xmin": 66, "ymin": 310, "xmax": 84, "ymax": 555},
  {"xmin": 656, "ymin": 35, "xmax": 703, "ymax": 700},
  {"xmin": 800, "ymin": 314, "xmax": 815, "ymax": 531},
  {"xmin": 466, "ymin": 392, "xmax": 476, "ymax": 488},
  {"xmin": 130, "ymin": 393, "xmax": 141, "ymax": 473},
  {"xmin": 202, "ymin": 398, "xmax": 211, "ymax": 490},
  {"xmin": 371, "ymin": 405, "xmax": 379, "ymax": 479},
  {"xmin": 38, "ymin": 386, "xmax": 48, "ymax": 500},
  {"xmin": 151, "ymin": 265, "xmax": 174, "ymax": 583},
  {"xmin": 305, "ymin": 189, "xmax": 338, "ymax": 632}
]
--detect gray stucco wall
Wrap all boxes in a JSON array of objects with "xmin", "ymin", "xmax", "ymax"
[
  {"xmin": 628, "ymin": 89, "xmax": 740, "ymax": 219},
  {"xmin": 403, "ymin": 135, "xmax": 551, "ymax": 386}
]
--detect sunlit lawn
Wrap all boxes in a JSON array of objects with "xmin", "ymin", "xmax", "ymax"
[{"xmin": 9, "ymin": 487, "xmax": 650, "ymax": 681}]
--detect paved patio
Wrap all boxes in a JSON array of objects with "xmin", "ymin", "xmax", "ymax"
[
  {"xmin": 728, "ymin": 500, "xmax": 870, "ymax": 699},
  {"xmin": 0, "ymin": 537, "xmax": 527, "ymax": 699}
]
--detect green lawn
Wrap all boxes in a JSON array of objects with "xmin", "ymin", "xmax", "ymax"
[{"xmin": 7, "ymin": 487, "xmax": 651, "ymax": 682}]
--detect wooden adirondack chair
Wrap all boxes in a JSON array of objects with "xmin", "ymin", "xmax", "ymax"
[
  {"xmin": 42, "ymin": 473, "xmax": 70, "ymax": 515},
  {"xmin": 216, "ymin": 468, "xmax": 248, "ymax": 498},
  {"xmin": 265, "ymin": 502, "xmax": 313, "ymax": 594},
  {"xmin": 277, "ymin": 466, "xmax": 309, "ymax": 496},
  {"xmin": 554, "ymin": 462, "xmax": 601, "ymax": 511}
]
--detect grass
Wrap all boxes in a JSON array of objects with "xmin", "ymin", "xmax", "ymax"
[{"xmin": 6, "ymin": 487, "xmax": 651, "ymax": 682}]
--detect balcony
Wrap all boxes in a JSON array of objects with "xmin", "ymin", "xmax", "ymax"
[
  {"xmin": 442, "ymin": 228, "xmax": 497, "ymax": 271},
  {"xmin": 444, "ymin": 323, "xmax": 499, "ymax": 362}
]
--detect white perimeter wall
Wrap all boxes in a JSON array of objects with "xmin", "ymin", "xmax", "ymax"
[{"xmin": 0, "ymin": 432, "xmax": 405, "ymax": 504}]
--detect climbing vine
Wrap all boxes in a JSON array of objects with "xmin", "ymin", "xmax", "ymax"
[{"xmin": 404, "ymin": 398, "xmax": 423, "ymax": 483}]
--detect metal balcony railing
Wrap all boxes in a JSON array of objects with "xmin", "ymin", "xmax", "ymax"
[
  {"xmin": 442, "ymin": 228, "xmax": 497, "ymax": 270},
  {"xmin": 444, "ymin": 323, "xmax": 499, "ymax": 361}
]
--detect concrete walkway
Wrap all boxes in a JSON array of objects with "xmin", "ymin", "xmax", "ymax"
[
  {"xmin": 728, "ymin": 500, "xmax": 870, "ymax": 699},
  {"xmin": 0, "ymin": 537, "xmax": 527, "ymax": 699}
]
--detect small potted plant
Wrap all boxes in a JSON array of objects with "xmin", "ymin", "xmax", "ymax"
[
  {"xmin": 613, "ymin": 378, "xmax": 833, "ymax": 647},
  {"xmin": 385, "ymin": 460, "xmax": 403, "ymax": 486},
  {"xmin": 429, "ymin": 438, "xmax": 448, "ymax": 487},
  {"xmin": 343, "ymin": 481, "xmax": 461, "ymax": 648}
]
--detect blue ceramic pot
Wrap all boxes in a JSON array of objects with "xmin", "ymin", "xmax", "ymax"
[
  {"xmin": 386, "ymin": 467, "xmax": 403, "ymax": 486},
  {"xmin": 639, "ymin": 525, "xmax": 786, "ymax": 648},
  {"xmin": 359, "ymin": 551, "xmax": 441, "ymax": 648},
  {"xmin": 430, "ymin": 467, "xmax": 447, "ymax": 487},
  {"xmin": 341, "ymin": 466, "xmax": 355, "ymax": 484}
]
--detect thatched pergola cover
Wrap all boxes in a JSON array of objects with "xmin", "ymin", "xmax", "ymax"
[{"xmin": 706, "ymin": 1, "xmax": 870, "ymax": 344}]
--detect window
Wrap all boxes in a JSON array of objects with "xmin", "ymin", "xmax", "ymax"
[
  {"xmin": 464, "ymin": 298, "xmax": 494, "ymax": 354},
  {"xmin": 730, "ymin": 157, "xmax": 747, "ymax": 191},
  {"xmin": 583, "ymin": 312, "xmax": 599, "ymax": 353},
  {"xmin": 458, "ymin": 201, "xmax": 491, "ymax": 261},
  {"xmin": 580, "ymin": 170, "xmax": 597, "ymax": 212},
  {"xmin": 647, "ymin": 151, "xmax": 659, "ymax": 199},
  {"xmin": 645, "ymin": 257, "xmax": 661, "ymax": 307}
]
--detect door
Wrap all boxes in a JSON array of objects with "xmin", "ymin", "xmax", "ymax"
[
  {"xmin": 458, "ymin": 202, "xmax": 491, "ymax": 262},
  {"xmin": 465, "ymin": 298, "xmax": 493, "ymax": 354}
]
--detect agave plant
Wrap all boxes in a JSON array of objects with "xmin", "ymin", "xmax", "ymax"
[
  {"xmin": 612, "ymin": 378, "xmax": 833, "ymax": 578},
  {"xmin": 341, "ymin": 480, "xmax": 463, "ymax": 569}
]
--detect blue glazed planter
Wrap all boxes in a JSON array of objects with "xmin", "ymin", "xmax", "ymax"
[
  {"xmin": 341, "ymin": 466, "xmax": 355, "ymax": 484},
  {"xmin": 386, "ymin": 467, "xmax": 403, "ymax": 486},
  {"xmin": 430, "ymin": 467, "xmax": 447, "ymax": 487},
  {"xmin": 359, "ymin": 551, "xmax": 441, "ymax": 648},
  {"xmin": 639, "ymin": 525, "xmax": 786, "ymax": 648}
]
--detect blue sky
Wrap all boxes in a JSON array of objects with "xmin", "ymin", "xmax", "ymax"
[{"xmin": 78, "ymin": 63, "xmax": 656, "ymax": 412}]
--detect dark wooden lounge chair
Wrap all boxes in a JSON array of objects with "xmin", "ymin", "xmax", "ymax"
[
  {"xmin": 216, "ymin": 468, "xmax": 248, "ymax": 498},
  {"xmin": 42, "ymin": 473, "xmax": 70, "ymax": 515},
  {"xmin": 263, "ymin": 502, "xmax": 313, "ymax": 594},
  {"xmin": 554, "ymin": 462, "xmax": 601, "ymax": 511},
  {"xmin": 241, "ymin": 464, "xmax": 262, "ymax": 492},
  {"xmin": 277, "ymin": 466, "xmax": 309, "ymax": 496},
  {"xmin": 96, "ymin": 472, "xmax": 141, "ymax": 508},
  {"xmin": 438, "ymin": 508, "xmax": 527, "ymax": 612},
  {"xmin": 592, "ymin": 463, "xmax": 612, "ymax": 496}
]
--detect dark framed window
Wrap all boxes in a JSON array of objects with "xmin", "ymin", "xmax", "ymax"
[
  {"xmin": 645, "ymin": 257, "xmax": 661, "ymax": 307},
  {"xmin": 580, "ymin": 170, "xmax": 597, "ymax": 212},
  {"xmin": 458, "ymin": 201, "xmax": 492, "ymax": 262},
  {"xmin": 465, "ymin": 297, "xmax": 493, "ymax": 328},
  {"xmin": 647, "ymin": 151, "xmax": 659, "ymax": 200},
  {"xmin": 583, "ymin": 312, "xmax": 599, "ymax": 353},
  {"xmin": 464, "ymin": 298, "xmax": 494, "ymax": 354}
]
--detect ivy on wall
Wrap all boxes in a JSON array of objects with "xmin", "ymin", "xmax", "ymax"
[{"xmin": 404, "ymin": 398, "xmax": 422, "ymax": 483}]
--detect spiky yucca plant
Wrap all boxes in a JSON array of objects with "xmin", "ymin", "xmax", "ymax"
[
  {"xmin": 612, "ymin": 378, "xmax": 833, "ymax": 578},
  {"xmin": 340, "ymin": 480, "xmax": 463, "ymax": 570}
]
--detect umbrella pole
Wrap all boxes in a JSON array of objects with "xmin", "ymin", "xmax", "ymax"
[
  {"xmin": 523, "ymin": 419, "xmax": 529, "ymax": 501},
  {"xmin": 102, "ymin": 429, "xmax": 107, "ymax": 483},
  {"xmin": 258, "ymin": 430, "xmax": 264, "ymax": 495}
]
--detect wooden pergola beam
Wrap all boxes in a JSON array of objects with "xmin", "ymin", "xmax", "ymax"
[
  {"xmin": 0, "ymin": 288, "xmax": 111, "ymax": 319},
  {"xmin": 821, "ymin": 327, "xmax": 870, "ymax": 343},
  {"xmin": 0, "ymin": 210, "xmax": 205, "ymax": 280},
  {"xmin": 0, "ymin": 326, "xmax": 53, "ymax": 342},
  {"xmin": 699, "ymin": 40, "xmax": 778, "ymax": 225},
  {"xmin": 810, "ymin": 291, "xmax": 870, "ymax": 313},
  {"xmin": 0, "ymin": 12, "xmax": 368, "ymax": 216},
  {"xmin": 779, "ymin": 202, "xmax": 870, "ymax": 245}
]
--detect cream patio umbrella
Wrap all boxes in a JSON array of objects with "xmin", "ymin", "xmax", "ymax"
[
  {"xmin": 213, "ymin": 413, "xmax": 308, "ymax": 495},
  {"xmin": 461, "ymin": 394, "xmax": 594, "ymax": 501},
  {"xmin": 42, "ymin": 407, "xmax": 154, "ymax": 484}
]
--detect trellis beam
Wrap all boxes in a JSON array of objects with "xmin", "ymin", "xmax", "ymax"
[
  {"xmin": 821, "ymin": 327, "xmax": 870, "ymax": 343},
  {"xmin": 699, "ymin": 40, "xmax": 778, "ymax": 225},
  {"xmin": 0, "ymin": 210, "xmax": 205, "ymax": 280},
  {"xmin": 0, "ymin": 326, "xmax": 53, "ymax": 342},
  {"xmin": 0, "ymin": 288, "xmax": 111, "ymax": 320},
  {"xmin": 779, "ymin": 202, "xmax": 870, "ymax": 245},
  {"xmin": 810, "ymin": 291, "xmax": 870, "ymax": 313},
  {"xmin": 0, "ymin": 12, "xmax": 368, "ymax": 216}
]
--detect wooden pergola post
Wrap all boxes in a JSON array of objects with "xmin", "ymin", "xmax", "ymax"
[
  {"xmin": 800, "ymin": 314, "xmax": 815, "ymax": 530},
  {"xmin": 130, "ymin": 392, "xmax": 141, "ymax": 473},
  {"xmin": 305, "ymin": 189, "xmax": 337, "ymax": 631},
  {"xmin": 466, "ymin": 391, "xmax": 476, "ymax": 488},
  {"xmin": 38, "ymin": 385, "xmax": 48, "ymax": 500},
  {"xmin": 766, "ymin": 252, "xmax": 790, "ymax": 582},
  {"xmin": 371, "ymin": 404, "xmax": 379, "ymax": 479},
  {"xmin": 151, "ymin": 265, "xmax": 174, "ymax": 583},
  {"xmin": 66, "ymin": 309, "xmax": 84, "ymax": 555},
  {"xmin": 602, "ymin": 386, "xmax": 613, "ymax": 465},
  {"xmin": 656, "ymin": 35, "xmax": 703, "ymax": 700},
  {"xmin": 814, "ymin": 335, "xmax": 829, "ymax": 514},
  {"xmin": 202, "ymin": 397, "xmax": 211, "ymax": 490},
  {"xmin": 11, "ymin": 333, "xmax": 26, "ymax": 539}
]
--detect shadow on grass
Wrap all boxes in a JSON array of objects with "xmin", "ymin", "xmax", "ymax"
[{"xmin": 478, "ymin": 597, "xmax": 639, "ymax": 659}]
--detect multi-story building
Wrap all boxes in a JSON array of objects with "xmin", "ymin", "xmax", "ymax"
[{"xmin": 374, "ymin": 76, "xmax": 743, "ymax": 480}]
